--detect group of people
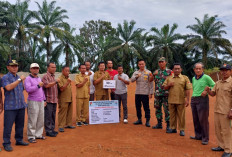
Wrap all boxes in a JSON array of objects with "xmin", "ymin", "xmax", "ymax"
[{"xmin": 0, "ymin": 58, "xmax": 231, "ymax": 157}]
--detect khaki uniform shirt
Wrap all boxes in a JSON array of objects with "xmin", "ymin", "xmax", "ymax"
[
  {"xmin": 75, "ymin": 74, "xmax": 90, "ymax": 99},
  {"xmin": 131, "ymin": 69, "xmax": 154, "ymax": 95},
  {"xmin": 93, "ymin": 71, "xmax": 110, "ymax": 96},
  {"xmin": 163, "ymin": 74, "xmax": 192, "ymax": 104},
  {"xmin": 58, "ymin": 74, "xmax": 72, "ymax": 103},
  {"xmin": 212, "ymin": 76, "xmax": 232, "ymax": 115}
]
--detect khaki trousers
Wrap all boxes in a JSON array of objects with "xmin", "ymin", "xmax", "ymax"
[
  {"xmin": 76, "ymin": 98, "xmax": 89, "ymax": 122},
  {"xmin": 58, "ymin": 102, "xmax": 73, "ymax": 128},
  {"xmin": 214, "ymin": 112, "xmax": 232, "ymax": 153},
  {"xmin": 96, "ymin": 95, "xmax": 109, "ymax": 101},
  {"xmin": 169, "ymin": 104, "xmax": 185, "ymax": 130},
  {"xmin": 27, "ymin": 100, "xmax": 44, "ymax": 139}
]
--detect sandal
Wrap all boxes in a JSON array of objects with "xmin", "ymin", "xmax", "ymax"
[
  {"xmin": 28, "ymin": 138, "xmax": 37, "ymax": 143},
  {"xmin": 36, "ymin": 136, "xmax": 46, "ymax": 140}
]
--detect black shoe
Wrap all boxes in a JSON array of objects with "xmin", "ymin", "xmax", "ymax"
[
  {"xmin": 166, "ymin": 121, "xmax": 170, "ymax": 130},
  {"xmin": 190, "ymin": 136, "xmax": 201, "ymax": 140},
  {"xmin": 65, "ymin": 126, "xmax": 76, "ymax": 129},
  {"xmin": 76, "ymin": 122, "xmax": 82, "ymax": 127},
  {"xmin": 59, "ymin": 128, "xmax": 64, "ymax": 132},
  {"xmin": 166, "ymin": 129, "xmax": 177, "ymax": 133},
  {"xmin": 133, "ymin": 119, "xmax": 142, "ymax": 125},
  {"xmin": 15, "ymin": 141, "xmax": 29, "ymax": 146},
  {"xmin": 52, "ymin": 131, "xmax": 58, "ymax": 135},
  {"xmin": 180, "ymin": 130, "xmax": 185, "ymax": 136},
  {"xmin": 145, "ymin": 120, "xmax": 150, "ymax": 127},
  {"xmin": 211, "ymin": 146, "xmax": 224, "ymax": 151},
  {"xmin": 82, "ymin": 122, "xmax": 89, "ymax": 126},
  {"xmin": 46, "ymin": 132, "xmax": 56, "ymax": 137},
  {"xmin": 4, "ymin": 145, "xmax": 13, "ymax": 152},
  {"xmin": 222, "ymin": 152, "xmax": 231, "ymax": 157},
  {"xmin": 152, "ymin": 123, "xmax": 162, "ymax": 129},
  {"xmin": 202, "ymin": 141, "xmax": 208, "ymax": 145}
]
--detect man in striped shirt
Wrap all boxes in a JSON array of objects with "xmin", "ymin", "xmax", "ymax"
[{"xmin": 42, "ymin": 63, "xmax": 60, "ymax": 137}]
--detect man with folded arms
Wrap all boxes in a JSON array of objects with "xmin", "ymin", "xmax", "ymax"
[
  {"xmin": 75, "ymin": 64, "xmax": 90, "ymax": 127},
  {"xmin": 190, "ymin": 62, "xmax": 215, "ymax": 145},
  {"xmin": 25, "ymin": 63, "xmax": 46, "ymax": 143},
  {"xmin": 2, "ymin": 60, "xmax": 29, "ymax": 152},
  {"xmin": 58, "ymin": 66, "xmax": 75, "ymax": 132},
  {"xmin": 207, "ymin": 64, "xmax": 232, "ymax": 157},
  {"xmin": 42, "ymin": 62, "xmax": 60, "ymax": 137},
  {"xmin": 94, "ymin": 62, "xmax": 110, "ymax": 100},
  {"xmin": 163, "ymin": 63, "xmax": 192, "ymax": 136}
]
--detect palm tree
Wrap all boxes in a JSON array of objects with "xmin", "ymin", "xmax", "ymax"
[
  {"xmin": 106, "ymin": 20, "xmax": 144, "ymax": 75},
  {"xmin": 147, "ymin": 23, "xmax": 184, "ymax": 65},
  {"xmin": 53, "ymin": 24, "xmax": 76, "ymax": 67},
  {"xmin": 33, "ymin": 0, "xmax": 68, "ymax": 64},
  {"xmin": 184, "ymin": 14, "xmax": 232, "ymax": 68}
]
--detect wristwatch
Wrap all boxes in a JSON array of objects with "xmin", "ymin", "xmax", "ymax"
[{"xmin": 18, "ymin": 78, "xmax": 22, "ymax": 82}]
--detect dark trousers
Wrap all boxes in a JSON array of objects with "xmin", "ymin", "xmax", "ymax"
[
  {"xmin": 191, "ymin": 96, "xmax": 209, "ymax": 142},
  {"xmin": 111, "ymin": 92, "xmax": 116, "ymax": 100},
  {"xmin": 45, "ymin": 103, "xmax": 57, "ymax": 133},
  {"xmin": 3, "ymin": 108, "xmax": 25, "ymax": 146},
  {"xmin": 89, "ymin": 93, "xmax": 94, "ymax": 101},
  {"xmin": 135, "ymin": 94, "xmax": 150, "ymax": 120},
  {"xmin": 115, "ymin": 93, "xmax": 128, "ymax": 119}
]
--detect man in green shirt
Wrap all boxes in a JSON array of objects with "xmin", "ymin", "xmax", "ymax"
[{"xmin": 190, "ymin": 62, "xmax": 215, "ymax": 145}]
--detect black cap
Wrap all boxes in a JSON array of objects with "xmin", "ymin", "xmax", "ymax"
[
  {"xmin": 219, "ymin": 64, "xmax": 231, "ymax": 70},
  {"xmin": 7, "ymin": 60, "xmax": 18, "ymax": 66}
]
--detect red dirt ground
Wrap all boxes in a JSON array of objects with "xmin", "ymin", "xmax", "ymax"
[{"xmin": 0, "ymin": 82, "xmax": 222, "ymax": 157}]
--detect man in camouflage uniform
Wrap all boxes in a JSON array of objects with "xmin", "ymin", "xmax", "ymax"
[{"xmin": 151, "ymin": 57, "xmax": 172, "ymax": 130}]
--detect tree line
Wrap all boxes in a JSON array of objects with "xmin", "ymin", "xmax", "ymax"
[{"xmin": 0, "ymin": 0, "xmax": 232, "ymax": 78}]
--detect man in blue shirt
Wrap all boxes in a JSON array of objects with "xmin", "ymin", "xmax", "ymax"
[{"xmin": 2, "ymin": 60, "xmax": 29, "ymax": 152}]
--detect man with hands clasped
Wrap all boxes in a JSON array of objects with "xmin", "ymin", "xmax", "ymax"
[
  {"xmin": 163, "ymin": 63, "xmax": 192, "ymax": 136},
  {"xmin": 206, "ymin": 64, "xmax": 232, "ymax": 157}
]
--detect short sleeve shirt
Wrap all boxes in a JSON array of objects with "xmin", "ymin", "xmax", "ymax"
[
  {"xmin": 58, "ymin": 74, "xmax": 72, "ymax": 103},
  {"xmin": 75, "ymin": 74, "xmax": 90, "ymax": 99},
  {"xmin": 2, "ymin": 72, "xmax": 27, "ymax": 110},
  {"xmin": 114, "ymin": 73, "xmax": 130, "ymax": 94},
  {"xmin": 212, "ymin": 76, "xmax": 232, "ymax": 115},
  {"xmin": 154, "ymin": 68, "xmax": 172, "ymax": 96},
  {"xmin": 93, "ymin": 71, "xmax": 110, "ymax": 96},
  {"xmin": 163, "ymin": 74, "xmax": 192, "ymax": 104}
]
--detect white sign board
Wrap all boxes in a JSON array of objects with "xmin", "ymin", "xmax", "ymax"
[
  {"xmin": 89, "ymin": 100, "xmax": 119, "ymax": 124},
  {"xmin": 103, "ymin": 80, "xmax": 116, "ymax": 89}
]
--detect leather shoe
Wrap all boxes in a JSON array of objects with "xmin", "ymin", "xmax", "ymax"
[
  {"xmin": 180, "ymin": 130, "xmax": 185, "ymax": 136},
  {"xmin": 222, "ymin": 152, "xmax": 231, "ymax": 157},
  {"xmin": 4, "ymin": 145, "xmax": 13, "ymax": 152},
  {"xmin": 65, "ymin": 126, "xmax": 76, "ymax": 129},
  {"xmin": 190, "ymin": 136, "xmax": 201, "ymax": 140},
  {"xmin": 166, "ymin": 129, "xmax": 177, "ymax": 133},
  {"xmin": 46, "ymin": 132, "xmax": 56, "ymax": 137},
  {"xmin": 145, "ymin": 121, "xmax": 150, "ymax": 127},
  {"xmin": 211, "ymin": 146, "xmax": 224, "ymax": 151},
  {"xmin": 52, "ymin": 131, "xmax": 58, "ymax": 135},
  {"xmin": 133, "ymin": 119, "xmax": 142, "ymax": 125},
  {"xmin": 202, "ymin": 141, "xmax": 208, "ymax": 145},
  {"xmin": 15, "ymin": 141, "xmax": 29, "ymax": 146},
  {"xmin": 59, "ymin": 128, "xmax": 64, "ymax": 132}
]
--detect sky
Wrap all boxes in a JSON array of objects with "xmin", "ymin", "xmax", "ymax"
[
  {"xmin": 6, "ymin": 0, "xmax": 232, "ymax": 39},
  {"xmin": 5, "ymin": 0, "xmax": 232, "ymax": 64}
]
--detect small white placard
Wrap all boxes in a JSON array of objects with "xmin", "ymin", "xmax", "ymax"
[{"xmin": 103, "ymin": 80, "xmax": 116, "ymax": 89}]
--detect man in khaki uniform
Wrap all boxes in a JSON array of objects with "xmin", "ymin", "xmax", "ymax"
[
  {"xmin": 94, "ymin": 62, "xmax": 110, "ymax": 100},
  {"xmin": 58, "ymin": 66, "xmax": 75, "ymax": 132},
  {"xmin": 75, "ymin": 64, "xmax": 90, "ymax": 126},
  {"xmin": 207, "ymin": 64, "xmax": 232, "ymax": 157},
  {"xmin": 163, "ymin": 63, "xmax": 192, "ymax": 136}
]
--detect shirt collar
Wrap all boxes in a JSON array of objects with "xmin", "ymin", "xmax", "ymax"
[
  {"xmin": 61, "ymin": 74, "xmax": 69, "ymax": 79},
  {"xmin": 47, "ymin": 71, "xmax": 55, "ymax": 77},
  {"xmin": 194, "ymin": 73, "xmax": 204, "ymax": 80},
  {"xmin": 29, "ymin": 74, "xmax": 39, "ymax": 78},
  {"xmin": 222, "ymin": 76, "xmax": 231, "ymax": 82},
  {"xmin": 8, "ymin": 72, "xmax": 18, "ymax": 78},
  {"xmin": 172, "ymin": 73, "xmax": 182, "ymax": 78}
]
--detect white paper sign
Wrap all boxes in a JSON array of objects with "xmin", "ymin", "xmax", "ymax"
[
  {"xmin": 89, "ymin": 100, "xmax": 119, "ymax": 124},
  {"xmin": 103, "ymin": 80, "xmax": 116, "ymax": 89}
]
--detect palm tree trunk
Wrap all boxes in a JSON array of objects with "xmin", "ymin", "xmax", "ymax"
[
  {"xmin": 65, "ymin": 44, "xmax": 69, "ymax": 67},
  {"xmin": 202, "ymin": 49, "xmax": 208, "ymax": 68},
  {"xmin": 46, "ymin": 36, "xmax": 50, "ymax": 64}
]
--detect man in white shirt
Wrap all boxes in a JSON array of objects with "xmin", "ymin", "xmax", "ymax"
[
  {"xmin": 114, "ymin": 65, "xmax": 130, "ymax": 123},
  {"xmin": 85, "ymin": 61, "xmax": 95, "ymax": 101}
]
